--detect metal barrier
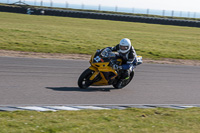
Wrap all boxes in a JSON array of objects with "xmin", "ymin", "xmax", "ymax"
[{"xmin": 0, "ymin": 5, "xmax": 200, "ymax": 27}]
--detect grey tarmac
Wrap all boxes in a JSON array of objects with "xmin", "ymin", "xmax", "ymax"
[{"xmin": 0, "ymin": 56, "xmax": 200, "ymax": 106}]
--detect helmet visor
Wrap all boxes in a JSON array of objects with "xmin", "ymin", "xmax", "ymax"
[{"xmin": 120, "ymin": 46, "xmax": 129, "ymax": 50}]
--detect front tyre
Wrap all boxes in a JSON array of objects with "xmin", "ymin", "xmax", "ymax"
[{"xmin": 78, "ymin": 69, "xmax": 94, "ymax": 89}]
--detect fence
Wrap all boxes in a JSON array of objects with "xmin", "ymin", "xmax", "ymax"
[
  {"xmin": 0, "ymin": 4, "xmax": 200, "ymax": 28},
  {"xmin": 1, "ymin": 0, "xmax": 200, "ymax": 18}
]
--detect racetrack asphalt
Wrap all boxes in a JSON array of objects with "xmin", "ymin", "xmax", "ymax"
[{"xmin": 0, "ymin": 56, "xmax": 200, "ymax": 106}]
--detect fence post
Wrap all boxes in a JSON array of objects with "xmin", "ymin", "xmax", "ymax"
[
  {"xmin": 50, "ymin": 0, "xmax": 53, "ymax": 7},
  {"xmin": 40, "ymin": 0, "xmax": 43, "ymax": 6},
  {"xmin": 98, "ymin": 4, "xmax": 101, "ymax": 11},
  {"xmin": 147, "ymin": 9, "xmax": 149, "ymax": 15},
  {"xmin": 171, "ymin": 10, "xmax": 174, "ymax": 17},
  {"xmin": 132, "ymin": 8, "xmax": 134, "ymax": 13},
  {"xmin": 188, "ymin": 12, "xmax": 190, "ymax": 18},
  {"xmin": 193, "ymin": 12, "xmax": 196, "ymax": 18},
  {"xmin": 162, "ymin": 10, "xmax": 165, "ymax": 16},
  {"xmin": 66, "ymin": 2, "xmax": 68, "ymax": 8},
  {"xmin": 115, "ymin": 6, "xmax": 118, "ymax": 12},
  {"xmin": 82, "ymin": 3, "xmax": 84, "ymax": 9}
]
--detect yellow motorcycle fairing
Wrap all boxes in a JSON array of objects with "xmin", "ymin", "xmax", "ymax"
[{"xmin": 88, "ymin": 57, "xmax": 122, "ymax": 86}]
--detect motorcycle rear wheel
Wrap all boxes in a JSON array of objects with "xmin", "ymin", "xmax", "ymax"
[{"xmin": 78, "ymin": 69, "xmax": 94, "ymax": 89}]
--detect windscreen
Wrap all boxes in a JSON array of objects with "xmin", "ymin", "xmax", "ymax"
[{"xmin": 100, "ymin": 48, "xmax": 115, "ymax": 58}]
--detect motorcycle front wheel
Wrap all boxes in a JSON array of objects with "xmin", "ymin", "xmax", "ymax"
[{"xmin": 78, "ymin": 69, "xmax": 94, "ymax": 89}]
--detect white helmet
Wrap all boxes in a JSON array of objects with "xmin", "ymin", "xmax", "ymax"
[{"xmin": 118, "ymin": 38, "xmax": 131, "ymax": 54}]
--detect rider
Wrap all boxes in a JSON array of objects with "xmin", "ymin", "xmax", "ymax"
[{"xmin": 110, "ymin": 38, "xmax": 137, "ymax": 80}]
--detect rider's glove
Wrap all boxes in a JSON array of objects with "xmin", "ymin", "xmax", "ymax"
[
  {"xmin": 112, "ymin": 64, "xmax": 122, "ymax": 70},
  {"xmin": 118, "ymin": 66, "xmax": 122, "ymax": 70},
  {"xmin": 112, "ymin": 64, "xmax": 118, "ymax": 70}
]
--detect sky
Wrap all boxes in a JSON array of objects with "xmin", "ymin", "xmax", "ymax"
[{"xmin": 26, "ymin": 0, "xmax": 200, "ymax": 12}]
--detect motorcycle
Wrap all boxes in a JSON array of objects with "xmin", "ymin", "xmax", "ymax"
[{"xmin": 78, "ymin": 47, "xmax": 142, "ymax": 89}]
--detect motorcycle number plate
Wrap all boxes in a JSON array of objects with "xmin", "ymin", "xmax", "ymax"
[{"xmin": 94, "ymin": 56, "xmax": 101, "ymax": 62}]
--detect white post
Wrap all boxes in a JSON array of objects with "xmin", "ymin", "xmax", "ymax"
[
  {"xmin": 98, "ymin": 4, "xmax": 101, "ymax": 11},
  {"xmin": 82, "ymin": 3, "xmax": 84, "ymax": 9},
  {"xmin": 188, "ymin": 12, "xmax": 190, "ymax": 18},
  {"xmin": 147, "ymin": 9, "xmax": 149, "ymax": 15},
  {"xmin": 115, "ymin": 6, "xmax": 118, "ymax": 12},
  {"xmin": 193, "ymin": 12, "xmax": 196, "ymax": 18},
  {"xmin": 162, "ymin": 10, "xmax": 165, "ymax": 16},
  {"xmin": 171, "ymin": 10, "xmax": 174, "ymax": 17},
  {"xmin": 180, "ymin": 11, "xmax": 182, "ymax": 17},
  {"xmin": 66, "ymin": 2, "xmax": 68, "ymax": 8},
  {"xmin": 50, "ymin": 0, "xmax": 53, "ymax": 7}
]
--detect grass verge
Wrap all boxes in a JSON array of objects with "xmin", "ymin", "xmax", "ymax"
[
  {"xmin": 0, "ymin": 12, "xmax": 200, "ymax": 60},
  {"xmin": 0, "ymin": 108, "xmax": 200, "ymax": 133}
]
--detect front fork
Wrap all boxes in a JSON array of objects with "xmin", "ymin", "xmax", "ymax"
[{"xmin": 88, "ymin": 66, "xmax": 99, "ymax": 81}]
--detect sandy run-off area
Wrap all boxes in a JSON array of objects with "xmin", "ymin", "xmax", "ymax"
[{"xmin": 0, "ymin": 50, "xmax": 200, "ymax": 66}]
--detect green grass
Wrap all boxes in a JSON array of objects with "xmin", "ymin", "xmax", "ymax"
[
  {"xmin": 0, "ymin": 12, "xmax": 200, "ymax": 60},
  {"xmin": 1, "ymin": 108, "xmax": 200, "ymax": 133}
]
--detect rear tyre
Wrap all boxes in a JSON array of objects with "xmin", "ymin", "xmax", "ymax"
[
  {"xmin": 113, "ymin": 71, "xmax": 134, "ymax": 89},
  {"xmin": 78, "ymin": 69, "xmax": 94, "ymax": 89}
]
